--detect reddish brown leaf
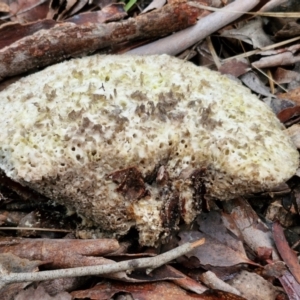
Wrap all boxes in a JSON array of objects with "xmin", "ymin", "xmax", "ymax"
[
  {"xmin": 273, "ymin": 67, "xmax": 300, "ymax": 84},
  {"xmin": 219, "ymin": 58, "xmax": 249, "ymax": 77},
  {"xmin": 197, "ymin": 211, "xmax": 246, "ymax": 255},
  {"xmin": 66, "ymin": 3, "xmax": 127, "ymax": 25},
  {"xmin": 71, "ymin": 280, "xmax": 246, "ymax": 300},
  {"xmin": 278, "ymin": 87, "xmax": 300, "ymax": 106},
  {"xmin": 0, "ymin": 252, "xmax": 45, "ymax": 299},
  {"xmin": 273, "ymin": 222, "xmax": 300, "ymax": 284},
  {"xmin": 222, "ymin": 198, "xmax": 280, "ymax": 260},
  {"xmin": 9, "ymin": 0, "xmax": 50, "ymax": 23},
  {"xmin": 0, "ymin": 20, "xmax": 56, "ymax": 50},
  {"xmin": 277, "ymin": 106, "xmax": 300, "ymax": 123}
]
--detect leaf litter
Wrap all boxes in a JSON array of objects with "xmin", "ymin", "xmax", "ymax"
[{"xmin": 1, "ymin": 0, "xmax": 300, "ymax": 299}]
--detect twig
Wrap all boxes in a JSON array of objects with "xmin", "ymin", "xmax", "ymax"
[
  {"xmin": 0, "ymin": 2, "xmax": 202, "ymax": 81},
  {"xmin": 0, "ymin": 239, "xmax": 205, "ymax": 289},
  {"xmin": 0, "ymin": 227, "xmax": 71, "ymax": 232},
  {"xmin": 127, "ymin": 0, "xmax": 260, "ymax": 55}
]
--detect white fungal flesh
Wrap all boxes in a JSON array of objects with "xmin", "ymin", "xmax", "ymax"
[{"xmin": 0, "ymin": 55, "xmax": 298, "ymax": 245}]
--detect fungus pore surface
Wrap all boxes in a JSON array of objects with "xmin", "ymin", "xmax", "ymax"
[{"xmin": 0, "ymin": 55, "xmax": 298, "ymax": 245}]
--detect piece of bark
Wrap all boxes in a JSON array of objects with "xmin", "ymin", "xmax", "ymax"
[
  {"xmin": 0, "ymin": 2, "xmax": 202, "ymax": 81},
  {"xmin": 127, "ymin": 0, "xmax": 260, "ymax": 55}
]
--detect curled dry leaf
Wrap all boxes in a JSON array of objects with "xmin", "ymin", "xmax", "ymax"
[
  {"xmin": 222, "ymin": 198, "xmax": 280, "ymax": 260},
  {"xmin": 178, "ymin": 230, "xmax": 256, "ymax": 268}
]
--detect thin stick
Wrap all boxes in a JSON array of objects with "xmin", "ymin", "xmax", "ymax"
[
  {"xmin": 127, "ymin": 0, "xmax": 259, "ymax": 55},
  {"xmin": 0, "ymin": 239, "xmax": 205, "ymax": 288}
]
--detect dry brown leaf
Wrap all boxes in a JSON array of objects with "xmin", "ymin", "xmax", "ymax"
[
  {"xmin": 66, "ymin": 0, "xmax": 90, "ymax": 17},
  {"xmin": 279, "ymin": 270, "xmax": 300, "ymax": 299},
  {"xmin": 273, "ymin": 221, "xmax": 300, "ymax": 284},
  {"xmin": 240, "ymin": 72, "xmax": 273, "ymax": 97},
  {"xmin": 278, "ymin": 87, "xmax": 300, "ymax": 105},
  {"xmin": 0, "ymin": 252, "xmax": 45, "ymax": 299},
  {"xmin": 178, "ymin": 230, "xmax": 256, "ymax": 268},
  {"xmin": 9, "ymin": 0, "xmax": 50, "ymax": 23},
  {"xmin": 0, "ymin": 238, "xmax": 120, "ymax": 268},
  {"xmin": 15, "ymin": 285, "xmax": 72, "ymax": 300},
  {"xmin": 197, "ymin": 211, "xmax": 246, "ymax": 255},
  {"xmin": 252, "ymin": 44, "xmax": 300, "ymax": 68},
  {"xmin": 221, "ymin": 18, "xmax": 273, "ymax": 49},
  {"xmin": 71, "ymin": 280, "xmax": 247, "ymax": 300},
  {"xmin": 227, "ymin": 270, "xmax": 279, "ymax": 300},
  {"xmin": 66, "ymin": 3, "xmax": 127, "ymax": 25},
  {"xmin": 0, "ymin": 19, "xmax": 56, "ymax": 50},
  {"xmin": 219, "ymin": 58, "xmax": 249, "ymax": 77},
  {"xmin": 277, "ymin": 106, "xmax": 300, "ymax": 123},
  {"xmin": 222, "ymin": 198, "xmax": 280, "ymax": 260},
  {"xmin": 273, "ymin": 67, "xmax": 300, "ymax": 84}
]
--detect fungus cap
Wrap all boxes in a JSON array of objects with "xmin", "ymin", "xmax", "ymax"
[{"xmin": 0, "ymin": 55, "xmax": 298, "ymax": 245}]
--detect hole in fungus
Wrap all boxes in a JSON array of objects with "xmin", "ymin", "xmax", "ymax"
[
  {"xmin": 71, "ymin": 147, "xmax": 75, "ymax": 151},
  {"xmin": 224, "ymin": 149, "xmax": 230, "ymax": 155},
  {"xmin": 107, "ymin": 140, "xmax": 112, "ymax": 145},
  {"xmin": 133, "ymin": 133, "xmax": 137, "ymax": 138},
  {"xmin": 159, "ymin": 143, "xmax": 163, "ymax": 149},
  {"xmin": 140, "ymin": 160, "xmax": 145, "ymax": 164},
  {"xmin": 169, "ymin": 141, "xmax": 173, "ymax": 146},
  {"xmin": 105, "ymin": 75, "xmax": 110, "ymax": 82},
  {"xmin": 76, "ymin": 155, "xmax": 81, "ymax": 161},
  {"xmin": 60, "ymin": 163, "xmax": 65, "ymax": 167},
  {"xmin": 181, "ymin": 140, "xmax": 185, "ymax": 144},
  {"xmin": 91, "ymin": 150, "xmax": 97, "ymax": 156}
]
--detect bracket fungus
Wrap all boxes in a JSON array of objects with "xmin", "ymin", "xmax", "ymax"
[{"xmin": 0, "ymin": 55, "xmax": 298, "ymax": 245}]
